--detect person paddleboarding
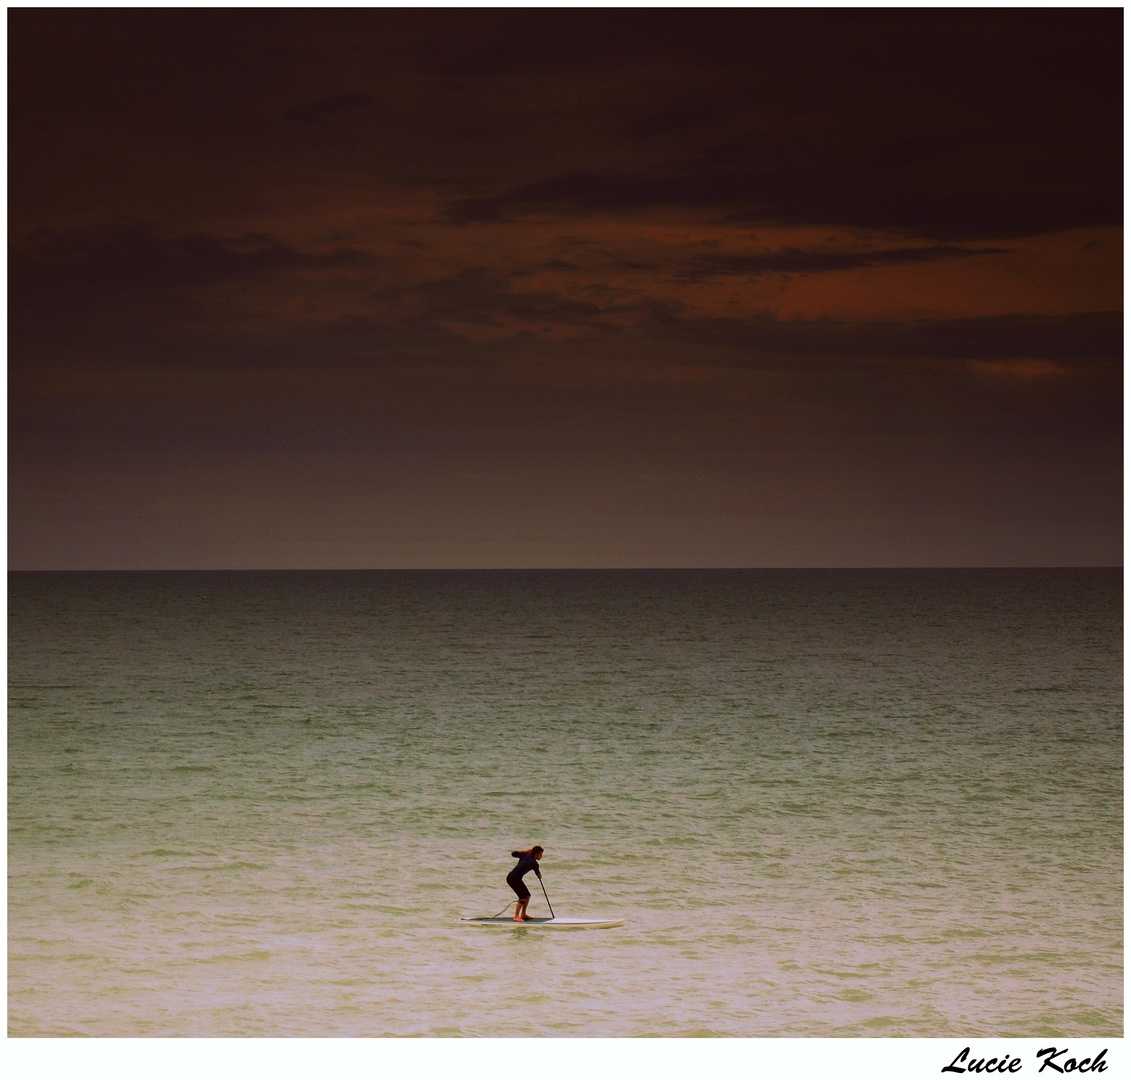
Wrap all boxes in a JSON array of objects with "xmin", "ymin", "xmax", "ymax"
[{"xmin": 507, "ymin": 846, "xmax": 543, "ymax": 921}]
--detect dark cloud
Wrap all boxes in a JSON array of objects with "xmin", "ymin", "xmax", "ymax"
[
  {"xmin": 11, "ymin": 220, "xmax": 1119, "ymax": 376},
  {"xmin": 444, "ymin": 167, "xmax": 1120, "ymax": 239},
  {"xmin": 430, "ymin": 8, "xmax": 1120, "ymax": 239},
  {"xmin": 620, "ymin": 105, "xmax": 719, "ymax": 140},
  {"xmin": 12, "ymin": 225, "xmax": 374, "ymax": 294},
  {"xmin": 676, "ymin": 245, "xmax": 1010, "ymax": 281},
  {"xmin": 720, "ymin": 169, "xmax": 1121, "ymax": 241},
  {"xmin": 8, "ymin": 257, "xmax": 616, "ymax": 372},
  {"xmin": 9, "ymin": 226, "xmax": 380, "ymax": 371},
  {"xmin": 442, "ymin": 173, "xmax": 732, "ymax": 224},
  {"xmin": 374, "ymin": 268, "xmax": 606, "ymax": 329},
  {"xmin": 11, "ymin": 10, "xmax": 1121, "ymax": 241},
  {"xmin": 649, "ymin": 310, "xmax": 1123, "ymax": 366},
  {"xmin": 283, "ymin": 93, "xmax": 373, "ymax": 122},
  {"xmin": 7, "ymin": 8, "xmax": 1122, "ymax": 567}
]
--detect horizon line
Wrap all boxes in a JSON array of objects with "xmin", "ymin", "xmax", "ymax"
[{"xmin": 7, "ymin": 565, "xmax": 1122, "ymax": 573}]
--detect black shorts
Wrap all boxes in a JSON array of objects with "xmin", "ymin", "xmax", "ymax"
[{"xmin": 507, "ymin": 872, "xmax": 531, "ymax": 900}]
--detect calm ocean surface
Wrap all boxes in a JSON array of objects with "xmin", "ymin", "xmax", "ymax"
[{"xmin": 8, "ymin": 569, "xmax": 1122, "ymax": 1038}]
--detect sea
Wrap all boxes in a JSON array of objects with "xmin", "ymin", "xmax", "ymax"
[{"xmin": 7, "ymin": 569, "xmax": 1122, "ymax": 1040}]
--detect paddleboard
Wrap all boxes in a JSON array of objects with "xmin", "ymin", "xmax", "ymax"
[{"xmin": 459, "ymin": 916, "xmax": 623, "ymax": 930}]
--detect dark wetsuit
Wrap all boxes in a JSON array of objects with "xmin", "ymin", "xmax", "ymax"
[{"xmin": 506, "ymin": 850, "xmax": 541, "ymax": 899}]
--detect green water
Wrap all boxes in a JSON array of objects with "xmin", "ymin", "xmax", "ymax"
[{"xmin": 8, "ymin": 570, "xmax": 1122, "ymax": 1036}]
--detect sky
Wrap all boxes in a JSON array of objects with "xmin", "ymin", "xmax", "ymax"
[{"xmin": 8, "ymin": 7, "xmax": 1123, "ymax": 569}]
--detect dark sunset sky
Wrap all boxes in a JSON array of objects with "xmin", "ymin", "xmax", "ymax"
[{"xmin": 9, "ymin": 8, "xmax": 1123, "ymax": 569}]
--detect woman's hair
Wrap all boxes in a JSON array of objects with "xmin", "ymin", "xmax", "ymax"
[{"xmin": 532, "ymin": 845, "xmax": 544, "ymax": 855}]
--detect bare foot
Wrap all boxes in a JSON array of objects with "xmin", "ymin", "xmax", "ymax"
[{"xmin": 513, "ymin": 916, "xmax": 524, "ymax": 922}]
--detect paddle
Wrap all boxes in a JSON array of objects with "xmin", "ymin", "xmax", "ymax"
[{"xmin": 538, "ymin": 874, "xmax": 555, "ymax": 919}]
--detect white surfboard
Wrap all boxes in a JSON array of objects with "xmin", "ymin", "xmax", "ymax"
[{"xmin": 459, "ymin": 916, "xmax": 623, "ymax": 930}]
